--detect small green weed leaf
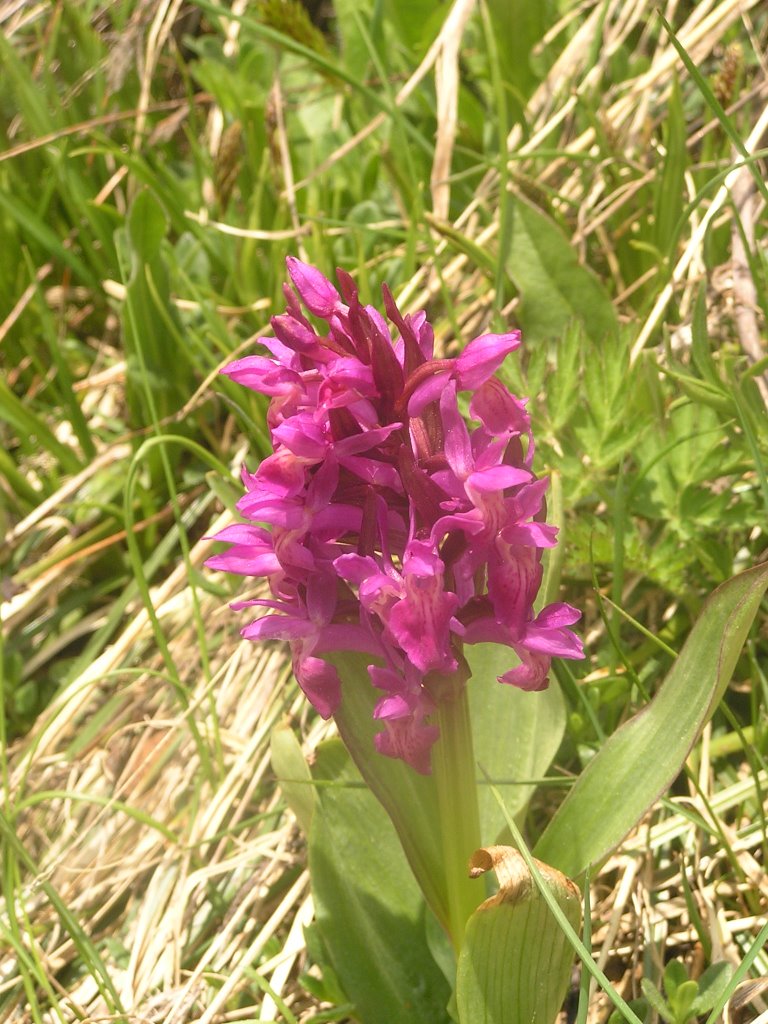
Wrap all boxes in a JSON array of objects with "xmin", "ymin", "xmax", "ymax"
[
  {"xmin": 535, "ymin": 561, "xmax": 768, "ymax": 877},
  {"xmin": 301, "ymin": 921, "xmax": 350, "ymax": 1007},
  {"xmin": 641, "ymin": 979, "xmax": 674, "ymax": 1023},
  {"xmin": 507, "ymin": 198, "xmax": 618, "ymax": 346},
  {"xmin": 309, "ymin": 739, "xmax": 451, "ymax": 1024},
  {"xmin": 691, "ymin": 962, "xmax": 734, "ymax": 1014},
  {"xmin": 546, "ymin": 321, "xmax": 584, "ymax": 432},
  {"xmin": 691, "ymin": 283, "xmax": 719, "ymax": 379},
  {"xmin": 664, "ymin": 958, "xmax": 688, "ymax": 998},
  {"xmin": 329, "ymin": 652, "xmax": 449, "ymax": 930},
  {"xmin": 671, "ymin": 980, "xmax": 699, "ymax": 1023},
  {"xmin": 467, "ymin": 643, "xmax": 565, "ymax": 842},
  {"xmin": 456, "ymin": 846, "xmax": 581, "ymax": 1024},
  {"xmin": 127, "ymin": 189, "xmax": 168, "ymax": 263},
  {"xmin": 270, "ymin": 723, "xmax": 315, "ymax": 834}
]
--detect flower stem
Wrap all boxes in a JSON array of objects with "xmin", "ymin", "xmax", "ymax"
[{"xmin": 433, "ymin": 681, "xmax": 483, "ymax": 953}]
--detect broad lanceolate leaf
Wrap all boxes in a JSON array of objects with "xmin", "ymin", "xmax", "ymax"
[
  {"xmin": 467, "ymin": 644, "xmax": 565, "ymax": 843},
  {"xmin": 535, "ymin": 562, "xmax": 768, "ymax": 878},
  {"xmin": 457, "ymin": 847, "xmax": 581, "ymax": 1024},
  {"xmin": 329, "ymin": 651, "xmax": 450, "ymax": 930},
  {"xmin": 507, "ymin": 198, "xmax": 618, "ymax": 346},
  {"xmin": 270, "ymin": 723, "xmax": 316, "ymax": 834},
  {"xmin": 485, "ymin": 0, "xmax": 553, "ymax": 100},
  {"xmin": 309, "ymin": 740, "xmax": 451, "ymax": 1024}
]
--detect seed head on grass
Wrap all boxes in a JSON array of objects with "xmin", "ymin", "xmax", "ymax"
[{"xmin": 208, "ymin": 259, "xmax": 583, "ymax": 773}]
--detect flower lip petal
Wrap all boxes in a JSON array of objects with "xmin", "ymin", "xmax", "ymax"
[
  {"xmin": 440, "ymin": 382, "xmax": 473, "ymax": 480},
  {"xmin": 456, "ymin": 330, "xmax": 522, "ymax": 390},
  {"xmin": 408, "ymin": 370, "xmax": 452, "ymax": 417},
  {"xmin": 373, "ymin": 693, "xmax": 413, "ymax": 721},
  {"xmin": 374, "ymin": 718, "xmax": 440, "ymax": 774},
  {"xmin": 334, "ymin": 553, "xmax": 379, "ymax": 584},
  {"xmin": 369, "ymin": 664, "xmax": 410, "ymax": 693},
  {"xmin": 205, "ymin": 551, "xmax": 281, "ymax": 575},
  {"xmin": 294, "ymin": 655, "xmax": 341, "ymax": 718},
  {"xmin": 334, "ymin": 422, "xmax": 402, "ymax": 456},
  {"xmin": 502, "ymin": 521, "xmax": 559, "ymax": 549},
  {"xmin": 499, "ymin": 650, "xmax": 551, "ymax": 691},
  {"xmin": 467, "ymin": 465, "xmax": 532, "ymax": 493},
  {"xmin": 272, "ymin": 416, "xmax": 327, "ymax": 459},
  {"xmin": 523, "ymin": 628, "xmax": 584, "ymax": 658},
  {"xmin": 221, "ymin": 355, "xmax": 301, "ymax": 395},
  {"xmin": 206, "ymin": 523, "xmax": 272, "ymax": 545},
  {"xmin": 534, "ymin": 602, "xmax": 582, "ymax": 628},
  {"xmin": 469, "ymin": 378, "xmax": 530, "ymax": 436},
  {"xmin": 242, "ymin": 615, "xmax": 316, "ymax": 641}
]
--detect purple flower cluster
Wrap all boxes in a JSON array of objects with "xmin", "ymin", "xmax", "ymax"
[{"xmin": 208, "ymin": 258, "xmax": 583, "ymax": 773}]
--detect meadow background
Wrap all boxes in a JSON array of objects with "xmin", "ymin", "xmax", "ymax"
[{"xmin": 1, "ymin": 0, "xmax": 768, "ymax": 1021}]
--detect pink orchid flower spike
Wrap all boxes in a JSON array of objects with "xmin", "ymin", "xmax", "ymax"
[{"xmin": 207, "ymin": 258, "xmax": 583, "ymax": 773}]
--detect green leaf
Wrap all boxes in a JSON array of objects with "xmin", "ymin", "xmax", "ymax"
[
  {"xmin": 335, "ymin": 0, "xmax": 375, "ymax": 78},
  {"xmin": 664, "ymin": 958, "xmax": 688, "ymax": 999},
  {"xmin": 670, "ymin": 980, "xmax": 699, "ymax": 1024},
  {"xmin": 653, "ymin": 74, "xmax": 687, "ymax": 256},
  {"xmin": 641, "ymin": 979, "xmax": 674, "ymax": 1023},
  {"xmin": 506, "ymin": 198, "xmax": 618, "ymax": 345},
  {"xmin": 690, "ymin": 962, "xmax": 733, "ymax": 1014},
  {"xmin": 690, "ymin": 286, "xmax": 722, "ymax": 389},
  {"xmin": 329, "ymin": 652, "xmax": 449, "ymax": 929},
  {"xmin": 383, "ymin": 0, "xmax": 445, "ymax": 55},
  {"xmin": 270, "ymin": 723, "xmax": 316, "ymax": 834},
  {"xmin": 485, "ymin": 0, "xmax": 555, "ymax": 100},
  {"xmin": 456, "ymin": 847, "xmax": 581, "ymax": 1024},
  {"xmin": 546, "ymin": 321, "xmax": 584, "ymax": 432},
  {"xmin": 467, "ymin": 643, "xmax": 565, "ymax": 842},
  {"xmin": 127, "ymin": 189, "xmax": 168, "ymax": 263},
  {"xmin": 535, "ymin": 562, "xmax": 768, "ymax": 877},
  {"xmin": 308, "ymin": 740, "xmax": 451, "ymax": 1024}
]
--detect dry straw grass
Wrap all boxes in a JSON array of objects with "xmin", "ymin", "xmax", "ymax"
[{"xmin": 2, "ymin": 0, "xmax": 768, "ymax": 1021}]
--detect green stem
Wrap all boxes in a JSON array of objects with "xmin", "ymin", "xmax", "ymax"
[{"xmin": 433, "ymin": 682, "xmax": 483, "ymax": 953}]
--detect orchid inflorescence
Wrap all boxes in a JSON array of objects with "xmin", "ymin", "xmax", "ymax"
[{"xmin": 207, "ymin": 258, "xmax": 583, "ymax": 773}]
